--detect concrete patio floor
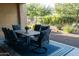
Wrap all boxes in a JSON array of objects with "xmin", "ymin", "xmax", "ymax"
[{"xmin": 50, "ymin": 31, "xmax": 79, "ymax": 48}]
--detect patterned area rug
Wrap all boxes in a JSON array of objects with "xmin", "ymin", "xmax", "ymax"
[
  {"xmin": 12, "ymin": 40, "xmax": 74, "ymax": 56},
  {"xmin": 0, "ymin": 40, "xmax": 74, "ymax": 56},
  {"xmin": 49, "ymin": 40, "xmax": 74, "ymax": 56}
]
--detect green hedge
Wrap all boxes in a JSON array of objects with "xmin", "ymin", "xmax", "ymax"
[
  {"xmin": 63, "ymin": 24, "xmax": 75, "ymax": 33},
  {"xmin": 37, "ymin": 15, "xmax": 76, "ymax": 30}
]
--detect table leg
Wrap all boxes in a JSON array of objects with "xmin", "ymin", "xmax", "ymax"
[{"xmin": 27, "ymin": 36, "xmax": 31, "ymax": 47}]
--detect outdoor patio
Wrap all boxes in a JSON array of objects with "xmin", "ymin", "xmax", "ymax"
[
  {"xmin": 0, "ymin": 3, "xmax": 79, "ymax": 56},
  {"xmin": 0, "ymin": 30, "xmax": 79, "ymax": 56}
]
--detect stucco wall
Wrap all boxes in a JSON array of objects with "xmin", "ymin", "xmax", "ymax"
[
  {"xmin": 0, "ymin": 4, "xmax": 18, "ymax": 37},
  {"xmin": 19, "ymin": 4, "xmax": 27, "ymax": 29}
]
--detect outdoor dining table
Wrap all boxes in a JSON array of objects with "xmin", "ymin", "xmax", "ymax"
[
  {"xmin": 14, "ymin": 29, "xmax": 40, "ymax": 36},
  {"xmin": 14, "ymin": 29, "xmax": 40, "ymax": 46}
]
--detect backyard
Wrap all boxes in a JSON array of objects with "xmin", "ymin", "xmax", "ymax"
[
  {"xmin": 1, "ymin": 3, "xmax": 79, "ymax": 56},
  {"xmin": 25, "ymin": 3, "xmax": 79, "ymax": 48},
  {"xmin": 26, "ymin": 3, "xmax": 79, "ymax": 34}
]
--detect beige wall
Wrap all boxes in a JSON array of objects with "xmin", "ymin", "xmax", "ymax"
[
  {"xmin": 0, "ymin": 4, "xmax": 18, "ymax": 36},
  {"xmin": 19, "ymin": 4, "xmax": 27, "ymax": 29}
]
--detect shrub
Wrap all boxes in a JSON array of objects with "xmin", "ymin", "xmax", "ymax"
[
  {"xmin": 40, "ymin": 16, "xmax": 52, "ymax": 25},
  {"xmin": 63, "ymin": 25, "xmax": 74, "ymax": 33},
  {"xmin": 61, "ymin": 16, "xmax": 76, "ymax": 24},
  {"xmin": 52, "ymin": 16, "xmax": 75, "ymax": 25},
  {"xmin": 51, "ymin": 15, "xmax": 61, "ymax": 25},
  {"xmin": 51, "ymin": 16, "xmax": 76, "ymax": 30},
  {"xmin": 55, "ymin": 24, "xmax": 62, "ymax": 30}
]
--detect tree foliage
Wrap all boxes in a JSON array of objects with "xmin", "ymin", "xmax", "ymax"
[
  {"xmin": 55, "ymin": 3, "xmax": 79, "ymax": 17},
  {"xmin": 54, "ymin": 3, "xmax": 79, "ymax": 25},
  {"xmin": 54, "ymin": 3, "xmax": 79, "ymax": 31},
  {"xmin": 26, "ymin": 3, "xmax": 52, "ymax": 17}
]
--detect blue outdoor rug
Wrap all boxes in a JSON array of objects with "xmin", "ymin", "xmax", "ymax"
[{"xmin": 10, "ymin": 40, "xmax": 74, "ymax": 56}]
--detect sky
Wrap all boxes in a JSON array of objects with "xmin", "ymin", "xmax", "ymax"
[
  {"xmin": 26, "ymin": 0, "xmax": 79, "ymax": 8},
  {"xmin": 25, "ymin": 0, "xmax": 79, "ymax": 8},
  {"xmin": 40, "ymin": 3, "xmax": 55, "ymax": 8},
  {"xmin": 25, "ymin": 0, "xmax": 79, "ymax": 3},
  {"xmin": 26, "ymin": 0, "xmax": 56, "ymax": 8},
  {"xmin": 1, "ymin": 0, "xmax": 79, "ymax": 3}
]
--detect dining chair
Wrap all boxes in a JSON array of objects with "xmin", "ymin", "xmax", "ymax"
[
  {"xmin": 2, "ymin": 27, "xmax": 10, "ymax": 43},
  {"xmin": 34, "ymin": 24, "xmax": 41, "ymax": 31},
  {"xmin": 41, "ymin": 25, "xmax": 50, "ymax": 31},
  {"xmin": 12, "ymin": 25, "xmax": 26, "ymax": 38},
  {"xmin": 12, "ymin": 25, "xmax": 21, "ymax": 30},
  {"xmin": 30, "ymin": 28, "xmax": 51, "ymax": 54},
  {"xmin": 33, "ymin": 24, "xmax": 41, "ymax": 37},
  {"xmin": 3, "ymin": 28, "xmax": 27, "ymax": 49},
  {"xmin": 8, "ymin": 30, "xmax": 27, "ymax": 48}
]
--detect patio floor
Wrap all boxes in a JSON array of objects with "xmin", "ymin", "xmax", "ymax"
[
  {"xmin": 0, "ymin": 31, "xmax": 79, "ymax": 56},
  {"xmin": 50, "ymin": 31, "xmax": 79, "ymax": 48}
]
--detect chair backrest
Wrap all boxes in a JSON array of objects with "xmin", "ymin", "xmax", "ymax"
[
  {"xmin": 34, "ymin": 24, "xmax": 41, "ymax": 31},
  {"xmin": 9, "ymin": 30, "xmax": 18, "ymax": 42},
  {"xmin": 2, "ymin": 27, "xmax": 18, "ymax": 44},
  {"xmin": 42, "ymin": 29, "xmax": 51, "ymax": 42},
  {"xmin": 12, "ymin": 25, "xmax": 21, "ymax": 30},
  {"xmin": 2, "ymin": 27, "xmax": 9, "ymax": 40},
  {"xmin": 40, "ymin": 25, "xmax": 50, "ymax": 31},
  {"xmin": 2, "ymin": 27, "xmax": 7, "ymax": 38},
  {"xmin": 38, "ymin": 29, "xmax": 51, "ymax": 45}
]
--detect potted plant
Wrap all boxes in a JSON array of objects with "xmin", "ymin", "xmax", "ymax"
[{"xmin": 25, "ymin": 26, "xmax": 29, "ymax": 33}]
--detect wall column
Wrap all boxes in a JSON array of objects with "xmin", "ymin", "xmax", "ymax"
[{"xmin": 19, "ymin": 4, "xmax": 27, "ymax": 29}]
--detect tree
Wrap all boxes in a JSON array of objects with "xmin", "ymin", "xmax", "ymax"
[
  {"xmin": 26, "ymin": 3, "xmax": 52, "ymax": 17},
  {"xmin": 55, "ymin": 3, "xmax": 79, "ymax": 24},
  {"xmin": 26, "ymin": 3, "xmax": 41, "ymax": 17},
  {"xmin": 40, "ymin": 6, "xmax": 52, "ymax": 16},
  {"xmin": 25, "ymin": 3, "xmax": 53, "ymax": 24},
  {"xmin": 55, "ymin": 3, "xmax": 79, "ymax": 16}
]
